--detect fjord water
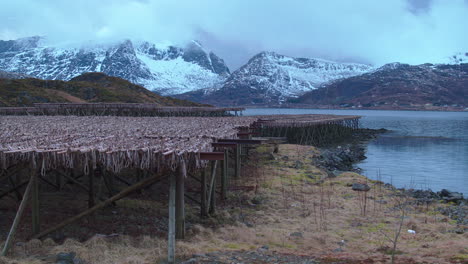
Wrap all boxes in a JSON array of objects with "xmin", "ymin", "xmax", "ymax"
[{"xmin": 244, "ymin": 108, "xmax": 468, "ymax": 195}]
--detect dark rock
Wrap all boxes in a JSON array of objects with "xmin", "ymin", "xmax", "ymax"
[
  {"xmin": 352, "ymin": 183, "xmax": 371, "ymax": 192},
  {"xmin": 438, "ymin": 189, "xmax": 464, "ymax": 203},
  {"xmin": 56, "ymin": 252, "xmax": 83, "ymax": 264},
  {"xmin": 181, "ymin": 258, "xmax": 198, "ymax": 264},
  {"xmin": 290, "ymin": 232, "xmax": 303, "ymax": 238},
  {"xmin": 294, "ymin": 160, "xmax": 303, "ymax": 169},
  {"xmin": 267, "ymin": 152, "xmax": 276, "ymax": 160}
]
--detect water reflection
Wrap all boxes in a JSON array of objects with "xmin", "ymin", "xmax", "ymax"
[{"xmin": 244, "ymin": 108, "xmax": 468, "ymax": 195}]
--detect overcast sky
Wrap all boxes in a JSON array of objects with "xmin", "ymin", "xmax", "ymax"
[{"xmin": 1, "ymin": 0, "xmax": 467, "ymax": 70}]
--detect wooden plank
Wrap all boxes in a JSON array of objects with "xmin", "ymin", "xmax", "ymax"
[
  {"xmin": 176, "ymin": 159, "xmax": 186, "ymax": 239},
  {"xmin": 211, "ymin": 142, "xmax": 237, "ymax": 148},
  {"xmin": 31, "ymin": 167, "xmax": 40, "ymax": 235},
  {"xmin": 217, "ymin": 139, "xmax": 263, "ymax": 144},
  {"xmin": 88, "ymin": 167, "xmax": 95, "ymax": 208},
  {"xmin": 0, "ymin": 180, "xmax": 29, "ymax": 200},
  {"xmin": 32, "ymin": 174, "xmax": 164, "ymax": 239},
  {"xmin": 235, "ymin": 144, "xmax": 241, "ymax": 178},
  {"xmin": 168, "ymin": 172, "xmax": 176, "ymax": 264},
  {"xmin": 1, "ymin": 173, "xmax": 34, "ymax": 256},
  {"xmin": 201, "ymin": 169, "xmax": 208, "ymax": 218},
  {"xmin": 207, "ymin": 161, "xmax": 218, "ymax": 215},
  {"xmin": 199, "ymin": 152, "xmax": 224, "ymax": 161},
  {"xmin": 221, "ymin": 149, "xmax": 228, "ymax": 200}
]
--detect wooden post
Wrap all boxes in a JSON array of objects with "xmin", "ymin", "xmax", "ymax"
[
  {"xmin": 176, "ymin": 160, "xmax": 186, "ymax": 239},
  {"xmin": 31, "ymin": 166, "xmax": 40, "ymax": 235},
  {"xmin": 32, "ymin": 174, "xmax": 163, "ymax": 239},
  {"xmin": 88, "ymin": 167, "xmax": 95, "ymax": 208},
  {"xmin": 201, "ymin": 168, "xmax": 208, "ymax": 217},
  {"xmin": 235, "ymin": 144, "xmax": 241, "ymax": 178},
  {"xmin": 55, "ymin": 170, "xmax": 62, "ymax": 191},
  {"xmin": 221, "ymin": 149, "xmax": 228, "ymax": 200},
  {"xmin": 1, "ymin": 173, "xmax": 34, "ymax": 256},
  {"xmin": 207, "ymin": 161, "xmax": 218, "ymax": 215},
  {"xmin": 168, "ymin": 172, "xmax": 176, "ymax": 264}
]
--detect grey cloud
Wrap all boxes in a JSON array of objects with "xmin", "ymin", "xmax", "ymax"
[{"xmin": 0, "ymin": 0, "xmax": 466, "ymax": 70}]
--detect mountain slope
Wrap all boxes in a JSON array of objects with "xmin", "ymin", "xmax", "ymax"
[
  {"xmin": 294, "ymin": 63, "xmax": 468, "ymax": 109},
  {"xmin": 0, "ymin": 72, "xmax": 203, "ymax": 107},
  {"xmin": 0, "ymin": 37, "xmax": 229, "ymax": 95},
  {"xmin": 176, "ymin": 51, "xmax": 372, "ymax": 106}
]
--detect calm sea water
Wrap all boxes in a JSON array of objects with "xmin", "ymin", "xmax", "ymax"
[{"xmin": 244, "ymin": 108, "xmax": 468, "ymax": 195}]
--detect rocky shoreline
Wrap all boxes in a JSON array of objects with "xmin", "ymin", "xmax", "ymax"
[
  {"xmin": 317, "ymin": 127, "xmax": 467, "ymax": 231},
  {"xmin": 315, "ymin": 128, "xmax": 387, "ymax": 173}
]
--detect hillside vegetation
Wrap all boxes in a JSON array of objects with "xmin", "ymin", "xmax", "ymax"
[{"xmin": 0, "ymin": 72, "xmax": 203, "ymax": 107}]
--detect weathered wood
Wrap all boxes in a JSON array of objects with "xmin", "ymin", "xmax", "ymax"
[
  {"xmin": 112, "ymin": 174, "xmax": 132, "ymax": 187},
  {"xmin": 55, "ymin": 170, "xmax": 62, "ymax": 191},
  {"xmin": 1, "ymin": 173, "xmax": 34, "ymax": 256},
  {"xmin": 221, "ymin": 149, "xmax": 228, "ymax": 200},
  {"xmin": 7, "ymin": 175, "xmax": 22, "ymax": 201},
  {"xmin": 31, "ymin": 167, "xmax": 40, "ymax": 235},
  {"xmin": 176, "ymin": 159, "xmax": 186, "ymax": 239},
  {"xmin": 168, "ymin": 172, "xmax": 176, "ymax": 264},
  {"xmin": 0, "ymin": 180, "xmax": 29, "ymax": 200},
  {"xmin": 207, "ymin": 161, "xmax": 218, "ymax": 215},
  {"xmin": 32, "ymin": 174, "xmax": 163, "ymax": 239},
  {"xmin": 184, "ymin": 194, "xmax": 200, "ymax": 205},
  {"xmin": 57, "ymin": 170, "xmax": 89, "ymax": 192},
  {"xmin": 199, "ymin": 152, "xmax": 225, "ymax": 161},
  {"xmin": 88, "ymin": 167, "xmax": 95, "ymax": 208},
  {"xmin": 201, "ymin": 169, "xmax": 208, "ymax": 217},
  {"xmin": 39, "ymin": 175, "xmax": 60, "ymax": 190},
  {"xmin": 235, "ymin": 144, "xmax": 241, "ymax": 178},
  {"xmin": 217, "ymin": 139, "xmax": 263, "ymax": 144}
]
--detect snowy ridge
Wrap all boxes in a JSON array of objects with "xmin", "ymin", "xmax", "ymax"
[
  {"xmin": 0, "ymin": 37, "xmax": 229, "ymax": 95},
  {"xmin": 222, "ymin": 51, "xmax": 373, "ymax": 103}
]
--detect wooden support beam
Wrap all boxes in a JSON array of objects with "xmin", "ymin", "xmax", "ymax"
[
  {"xmin": 211, "ymin": 142, "xmax": 237, "ymax": 149},
  {"xmin": 199, "ymin": 152, "xmax": 224, "ymax": 161},
  {"xmin": 176, "ymin": 159, "xmax": 186, "ymax": 239},
  {"xmin": 88, "ymin": 167, "xmax": 95, "ymax": 208},
  {"xmin": 217, "ymin": 139, "xmax": 263, "ymax": 144},
  {"xmin": 207, "ymin": 161, "xmax": 218, "ymax": 215},
  {"xmin": 221, "ymin": 149, "xmax": 228, "ymax": 200},
  {"xmin": 32, "ymin": 174, "xmax": 164, "ymax": 239},
  {"xmin": 184, "ymin": 194, "xmax": 200, "ymax": 205},
  {"xmin": 0, "ymin": 166, "xmax": 23, "ymax": 184},
  {"xmin": 1, "ymin": 173, "xmax": 34, "ymax": 256},
  {"xmin": 54, "ymin": 171, "xmax": 63, "ymax": 191},
  {"xmin": 31, "ymin": 167, "xmax": 40, "ymax": 235},
  {"xmin": 201, "ymin": 169, "xmax": 208, "ymax": 218},
  {"xmin": 114, "ymin": 174, "xmax": 132, "ymax": 186},
  {"xmin": 7, "ymin": 175, "xmax": 22, "ymax": 201},
  {"xmin": 39, "ymin": 175, "xmax": 60, "ymax": 190},
  {"xmin": 0, "ymin": 180, "xmax": 29, "ymax": 201},
  {"xmin": 168, "ymin": 172, "xmax": 176, "ymax": 264},
  {"xmin": 57, "ymin": 170, "xmax": 89, "ymax": 192},
  {"xmin": 235, "ymin": 144, "xmax": 241, "ymax": 178}
]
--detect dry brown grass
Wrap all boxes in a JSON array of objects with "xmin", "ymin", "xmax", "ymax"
[{"xmin": 1, "ymin": 143, "xmax": 466, "ymax": 263}]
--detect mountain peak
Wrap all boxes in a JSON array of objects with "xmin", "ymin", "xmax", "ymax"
[
  {"xmin": 0, "ymin": 37, "xmax": 230, "ymax": 95},
  {"xmin": 177, "ymin": 52, "xmax": 373, "ymax": 106}
]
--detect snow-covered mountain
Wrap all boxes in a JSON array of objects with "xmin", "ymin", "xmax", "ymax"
[
  {"xmin": 176, "ymin": 51, "xmax": 373, "ymax": 106},
  {"xmin": 0, "ymin": 36, "xmax": 229, "ymax": 95}
]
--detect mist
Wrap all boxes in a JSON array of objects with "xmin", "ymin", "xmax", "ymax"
[{"xmin": 1, "ymin": 0, "xmax": 467, "ymax": 69}]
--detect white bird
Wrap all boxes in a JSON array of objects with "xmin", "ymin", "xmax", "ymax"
[{"xmin": 407, "ymin": 229, "xmax": 416, "ymax": 234}]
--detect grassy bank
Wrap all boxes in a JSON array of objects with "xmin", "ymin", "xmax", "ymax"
[{"xmin": 1, "ymin": 144, "xmax": 467, "ymax": 263}]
